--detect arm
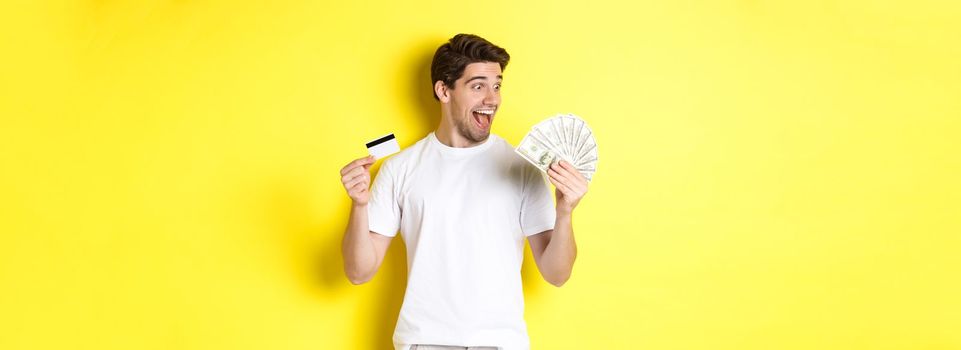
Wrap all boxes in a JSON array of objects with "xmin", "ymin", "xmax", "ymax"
[
  {"xmin": 529, "ymin": 160, "xmax": 589, "ymax": 287},
  {"xmin": 339, "ymin": 156, "xmax": 393, "ymax": 285},
  {"xmin": 342, "ymin": 203, "xmax": 393, "ymax": 285},
  {"xmin": 528, "ymin": 213, "xmax": 576, "ymax": 287}
]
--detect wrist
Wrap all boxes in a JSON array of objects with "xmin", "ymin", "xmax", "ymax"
[{"xmin": 556, "ymin": 207, "xmax": 573, "ymax": 218}]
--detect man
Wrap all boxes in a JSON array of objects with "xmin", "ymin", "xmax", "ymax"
[{"xmin": 339, "ymin": 33, "xmax": 589, "ymax": 350}]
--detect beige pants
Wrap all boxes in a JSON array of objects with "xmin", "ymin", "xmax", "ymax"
[{"xmin": 409, "ymin": 345, "xmax": 499, "ymax": 350}]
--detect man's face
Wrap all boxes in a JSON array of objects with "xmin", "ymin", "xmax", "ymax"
[{"xmin": 447, "ymin": 62, "xmax": 502, "ymax": 144}]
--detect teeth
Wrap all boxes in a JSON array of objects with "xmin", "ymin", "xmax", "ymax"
[{"xmin": 475, "ymin": 110, "xmax": 494, "ymax": 115}]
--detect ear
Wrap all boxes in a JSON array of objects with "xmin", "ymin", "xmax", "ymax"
[{"xmin": 434, "ymin": 80, "xmax": 451, "ymax": 103}]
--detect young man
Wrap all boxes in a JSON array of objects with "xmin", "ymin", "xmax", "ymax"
[{"xmin": 339, "ymin": 33, "xmax": 589, "ymax": 350}]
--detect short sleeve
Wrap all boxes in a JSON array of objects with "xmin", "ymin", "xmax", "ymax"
[
  {"xmin": 520, "ymin": 165, "xmax": 556, "ymax": 236},
  {"xmin": 367, "ymin": 161, "xmax": 400, "ymax": 237}
]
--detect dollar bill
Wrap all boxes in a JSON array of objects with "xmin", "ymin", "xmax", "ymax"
[
  {"xmin": 516, "ymin": 113, "xmax": 598, "ymax": 182},
  {"xmin": 515, "ymin": 134, "xmax": 559, "ymax": 172}
]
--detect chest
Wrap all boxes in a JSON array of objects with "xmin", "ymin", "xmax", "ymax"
[{"xmin": 400, "ymin": 156, "xmax": 523, "ymax": 224}]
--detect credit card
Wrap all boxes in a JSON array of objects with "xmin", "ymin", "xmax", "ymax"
[{"xmin": 366, "ymin": 133, "xmax": 400, "ymax": 159}]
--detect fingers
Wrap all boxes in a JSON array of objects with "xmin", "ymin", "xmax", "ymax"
[
  {"xmin": 550, "ymin": 161, "xmax": 577, "ymax": 185},
  {"xmin": 341, "ymin": 165, "xmax": 367, "ymax": 184},
  {"xmin": 549, "ymin": 161, "xmax": 588, "ymax": 199},
  {"xmin": 341, "ymin": 155, "xmax": 374, "ymax": 175},
  {"xmin": 339, "ymin": 156, "xmax": 374, "ymax": 204},
  {"xmin": 548, "ymin": 167, "xmax": 573, "ymax": 195},
  {"xmin": 340, "ymin": 156, "xmax": 375, "ymax": 176},
  {"xmin": 340, "ymin": 156, "xmax": 373, "ymax": 199},
  {"xmin": 558, "ymin": 160, "xmax": 579, "ymax": 175},
  {"xmin": 347, "ymin": 181, "xmax": 369, "ymax": 196},
  {"xmin": 344, "ymin": 172, "xmax": 370, "ymax": 190},
  {"xmin": 346, "ymin": 186, "xmax": 369, "ymax": 203},
  {"xmin": 550, "ymin": 161, "xmax": 584, "ymax": 189},
  {"xmin": 345, "ymin": 172, "xmax": 371, "ymax": 202},
  {"xmin": 341, "ymin": 155, "xmax": 376, "ymax": 185}
]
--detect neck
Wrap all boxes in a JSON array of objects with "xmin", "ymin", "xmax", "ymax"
[{"xmin": 435, "ymin": 114, "xmax": 484, "ymax": 148}]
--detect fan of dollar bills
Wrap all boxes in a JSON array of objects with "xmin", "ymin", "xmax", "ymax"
[{"xmin": 515, "ymin": 113, "xmax": 597, "ymax": 182}]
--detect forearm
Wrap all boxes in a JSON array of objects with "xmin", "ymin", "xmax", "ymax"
[
  {"xmin": 540, "ymin": 210, "xmax": 578, "ymax": 286},
  {"xmin": 342, "ymin": 203, "xmax": 377, "ymax": 284}
]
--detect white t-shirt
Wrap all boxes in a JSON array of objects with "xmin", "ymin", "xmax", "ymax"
[{"xmin": 367, "ymin": 132, "xmax": 556, "ymax": 350}]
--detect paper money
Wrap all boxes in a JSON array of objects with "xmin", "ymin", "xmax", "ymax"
[
  {"xmin": 514, "ymin": 113, "xmax": 598, "ymax": 182},
  {"xmin": 515, "ymin": 133, "xmax": 558, "ymax": 171}
]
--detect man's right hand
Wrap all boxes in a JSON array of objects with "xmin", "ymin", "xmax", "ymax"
[{"xmin": 340, "ymin": 156, "xmax": 376, "ymax": 206}]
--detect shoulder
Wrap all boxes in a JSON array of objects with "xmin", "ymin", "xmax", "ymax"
[
  {"xmin": 489, "ymin": 134, "xmax": 544, "ymax": 183},
  {"xmin": 379, "ymin": 134, "xmax": 431, "ymax": 176},
  {"xmin": 491, "ymin": 134, "xmax": 534, "ymax": 166},
  {"xmin": 489, "ymin": 134, "xmax": 521, "ymax": 160}
]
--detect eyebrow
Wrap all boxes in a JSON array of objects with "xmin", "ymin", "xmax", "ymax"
[{"xmin": 465, "ymin": 75, "xmax": 503, "ymax": 84}]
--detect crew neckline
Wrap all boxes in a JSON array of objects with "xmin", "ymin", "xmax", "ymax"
[{"xmin": 428, "ymin": 132, "xmax": 496, "ymax": 156}]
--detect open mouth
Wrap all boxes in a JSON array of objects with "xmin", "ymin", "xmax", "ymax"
[{"xmin": 472, "ymin": 109, "xmax": 494, "ymax": 130}]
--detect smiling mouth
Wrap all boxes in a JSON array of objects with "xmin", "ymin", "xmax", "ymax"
[{"xmin": 472, "ymin": 109, "xmax": 494, "ymax": 130}]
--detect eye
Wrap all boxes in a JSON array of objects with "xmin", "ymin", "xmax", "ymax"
[
  {"xmin": 494, "ymin": 83, "xmax": 501, "ymax": 91},
  {"xmin": 472, "ymin": 84, "xmax": 482, "ymax": 90}
]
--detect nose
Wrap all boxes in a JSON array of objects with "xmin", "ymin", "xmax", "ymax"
[{"xmin": 484, "ymin": 86, "xmax": 500, "ymax": 106}]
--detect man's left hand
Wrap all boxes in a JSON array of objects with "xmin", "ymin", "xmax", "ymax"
[{"xmin": 547, "ymin": 160, "xmax": 589, "ymax": 215}]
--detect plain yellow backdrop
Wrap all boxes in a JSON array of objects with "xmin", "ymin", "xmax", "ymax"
[{"xmin": 2, "ymin": 1, "xmax": 959, "ymax": 349}]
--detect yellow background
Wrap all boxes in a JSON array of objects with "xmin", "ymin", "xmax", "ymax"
[{"xmin": 2, "ymin": 1, "xmax": 959, "ymax": 349}]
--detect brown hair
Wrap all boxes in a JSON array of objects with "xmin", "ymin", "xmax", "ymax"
[{"xmin": 430, "ymin": 34, "xmax": 510, "ymax": 100}]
